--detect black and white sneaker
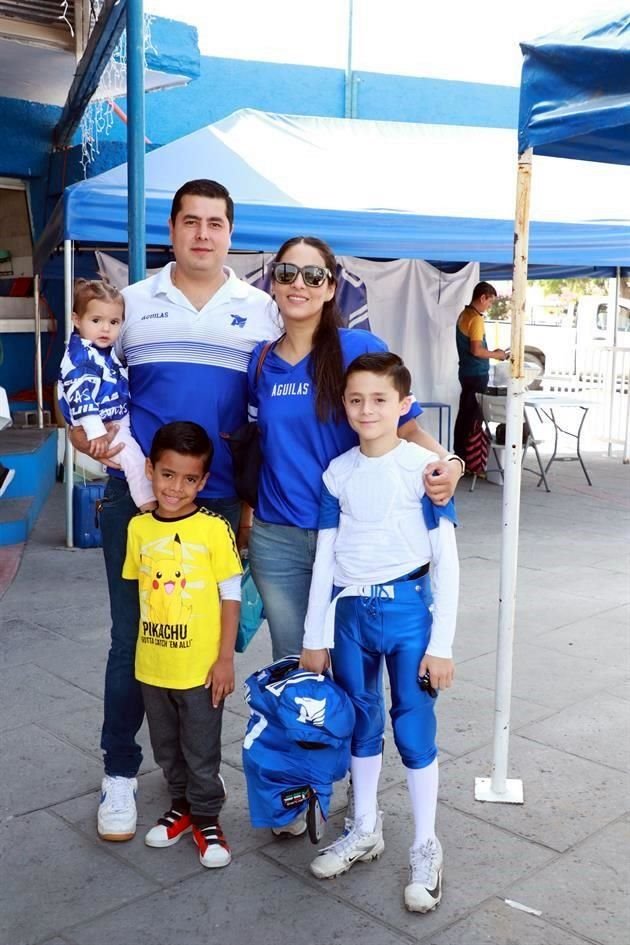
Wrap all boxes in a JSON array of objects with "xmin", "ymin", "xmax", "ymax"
[
  {"xmin": 404, "ymin": 838, "xmax": 443, "ymax": 912},
  {"xmin": 310, "ymin": 813, "xmax": 384, "ymax": 879}
]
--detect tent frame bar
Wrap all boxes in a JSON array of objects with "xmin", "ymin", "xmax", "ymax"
[
  {"xmin": 64, "ymin": 239, "xmax": 74, "ymax": 548},
  {"xmin": 475, "ymin": 148, "xmax": 533, "ymax": 805}
]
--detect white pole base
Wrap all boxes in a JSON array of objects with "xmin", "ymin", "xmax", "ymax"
[{"xmin": 474, "ymin": 777, "xmax": 524, "ymax": 804}]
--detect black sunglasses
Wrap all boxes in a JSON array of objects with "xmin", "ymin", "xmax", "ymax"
[{"xmin": 270, "ymin": 262, "xmax": 332, "ymax": 288}]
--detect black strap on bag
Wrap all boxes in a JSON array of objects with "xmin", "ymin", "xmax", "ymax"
[{"xmin": 220, "ymin": 340, "xmax": 276, "ymax": 508}]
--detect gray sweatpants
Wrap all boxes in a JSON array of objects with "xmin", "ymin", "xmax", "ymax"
[{"xmin": 141, "ymin": 683, "xmax": 226, "ymax": 820}]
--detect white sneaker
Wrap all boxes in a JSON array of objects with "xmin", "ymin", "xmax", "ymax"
[
  {"xmin": 97, "ymin": 776, "xmax": 138, "ymax": 841},
  {"xmin": 272, "ymin": 811, "xmax": 307, "ymax": 838},
  {"xmin": 310, "ymin": 813, "xmax": 384, "ymax": 879},
  {"xmin": 404, "ymin": 838, "xmax": 443, "ymax": 912}
]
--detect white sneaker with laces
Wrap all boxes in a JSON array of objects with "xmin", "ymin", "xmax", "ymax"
[
  {"xmin": 310, "ymin": 813, "xmax": 384, "ymax": 879},
  {"xmin": 271, "ymin": 811, "xmax": 307, "ymax": 838},
  {"xmin": 404, "ymin": 838, "xmax": 443, "ymax": 912},
  {"xmin": 97, "ymin": 775, "xmax": 138, "ymax": 841}
]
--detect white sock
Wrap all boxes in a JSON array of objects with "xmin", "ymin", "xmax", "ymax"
[
  {"xmin": 350, "ymin": 754, "xmax": 382, "ymax": 833},
  {"xmin": 405, "ymin": 759, "xmax": 439, "ymax": 848}
]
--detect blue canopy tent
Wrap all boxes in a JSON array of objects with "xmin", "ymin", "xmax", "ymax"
[
  {"xmin": 36, "ymin": 108, "xmax": 630, "ymax": 272},
  {"xmin": 476, "ymin": 12, "xmax": 630, "ymax": 807},
  {"xmin": 518, "ymin": 13, "xmax": 630, "ymax": 165},
  {"xmin": 37, "ymin": 106, "xmax": 628, "ymax": 545}
]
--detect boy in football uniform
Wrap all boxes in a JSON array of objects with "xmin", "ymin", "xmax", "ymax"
[{"xmin": 301, "ymin": 352, "xmax": 459, "ymax": 912}]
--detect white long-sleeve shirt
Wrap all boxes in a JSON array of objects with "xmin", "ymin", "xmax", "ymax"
[{"xmin": 303, "ymin": 441, "xmax": 459, "ymax": 658}]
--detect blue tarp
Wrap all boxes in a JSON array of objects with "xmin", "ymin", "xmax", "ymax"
[
  {"xmin": 37, "ymin": 109, "xmax": 629, "ymax": 270},
  {"xmin": 519, "ymin": 13, "xmax": 630, "ymax": 164}
]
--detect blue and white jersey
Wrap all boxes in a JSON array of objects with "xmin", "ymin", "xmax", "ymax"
[
  {"xmin": 248, "ymin": 328, "xmax": 422, "ymax": 528},
  {"xmin": 118, "ymin": 263, "xmax": 279, "ymax": 499},
  {"xmin": 58, "ymin": 332, "xmax": 129, "ymax": 431},
  {"xmin": 242, "ymin": 657, "xmax": 355, "ymax": 829}
]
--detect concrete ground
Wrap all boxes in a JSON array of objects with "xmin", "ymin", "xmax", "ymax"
[{"xmin": 1, "ymin": 451, "xmax": 629, "ymax": 945}]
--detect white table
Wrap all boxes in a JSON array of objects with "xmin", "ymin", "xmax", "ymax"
[{"xmin": 524, "ymin": 392, "xmax": 598, "ymax": 487}]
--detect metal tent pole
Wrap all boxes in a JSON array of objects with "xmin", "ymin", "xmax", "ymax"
[
  {"xmin": 344, "ymin": 0, "xmax": 355, "ymax": 118},
  {"xmin": 127, "ymin": 0, "xmax": 146, "ymax": 284},
  {"xmin": 34, "ymin": 274, "xmax": 44, "ymax": 429},
  {"xmin": 606, "ymin": 269, "xmax": 620, "ymax": 457},
  {"xmin": 64, "ymin": 239, "xmax": 74, "ymax": 548},
  {"xmin": 475, "ymin": 148, "xmax": 532, "ymax": 805}
]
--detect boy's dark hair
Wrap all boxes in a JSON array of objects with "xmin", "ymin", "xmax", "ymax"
[
  {"xmin": 471, "ymin": 281, "xmax": 497, "ymax": 302},
  {"xmin": 344, "ymin": 352, "xmax": 412, "ymax": 399},
  {"xmin": 73, "ymin": 279, "xmax": 123, "ymax": 317},
  {"xmin": 170, "ymin": 179, "xmax": 234, "ymax": 228},
  {"xmin": 149, "ymin": 421, "xmax": 213, "ymax": 474}
]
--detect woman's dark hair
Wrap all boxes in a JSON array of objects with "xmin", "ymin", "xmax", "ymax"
[
  {"xmin": 149, "ymin": 421, "xmax": 213, "ymax": 474},
  {"xmin": 273, "ymin": 236, "xmax": 344, "ymax": 422}
]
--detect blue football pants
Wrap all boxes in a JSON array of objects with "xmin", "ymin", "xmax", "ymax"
[{"xmin": 331, "ymin": 575, "xmax": 438, "ymax": 770}]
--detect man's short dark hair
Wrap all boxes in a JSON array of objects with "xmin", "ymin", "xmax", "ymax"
[
  {"xmin": 471, "ymin": 281, "xmax": 497, "ymax": 302},
  {"xmin": 170, "ymin": 179, "xmax": 234, "ymax": 228},
  {"xmin": 149, "ymin": 421, "xmax": 213, "ymax": 474},
  {"xmin": 344, "ymin": 352, "xmax": 412, "ymax": 399}
]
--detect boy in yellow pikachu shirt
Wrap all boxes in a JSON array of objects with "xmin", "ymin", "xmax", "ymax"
[{"xmin": 123, "ymin": 421, "xmax": 242, "ymax": 868}]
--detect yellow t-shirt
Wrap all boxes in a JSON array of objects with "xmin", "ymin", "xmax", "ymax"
[
  {"xmin": 123, "ymin": 507, "xmax": 242, "ymax": 689},
  {"xmin": 457, "ymin": 306, "xmax": 486, "ymax": 343}
]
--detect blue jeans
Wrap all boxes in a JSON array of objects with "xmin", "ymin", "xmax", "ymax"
[
  {"xmin": 248, "ymin": 518, "xmax": 318, "ymax": 661},
  {"xmin": 99, "ymin": 475, "xmax": 240, "ymax": 777}
]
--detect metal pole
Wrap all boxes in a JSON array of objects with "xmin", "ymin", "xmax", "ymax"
[
  {"xmin": 127, "ymin": 0, "xmax": 146, "ymax": 284},
  {"xmin": 344, "ymin": 0, "xmax": 354, "ymax": 118},
  {"xmin": 33, "ymin": 274, "xmax": 44, "ymax": 429},
  {"xmin": 475, "ymin": 149, "xmax": 532, "ymax": 805},
  {"xmin": 64, "ymin": 239, "xmax": 74, "ymax": 548},
  {"xmin": 606, "ymin": 270, "xmax": 620, "ymax": 457}
]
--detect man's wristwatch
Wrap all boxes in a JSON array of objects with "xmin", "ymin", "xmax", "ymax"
[{"xmin": 444, "ymin": 453, "xmax": 466, "ymax": 476}]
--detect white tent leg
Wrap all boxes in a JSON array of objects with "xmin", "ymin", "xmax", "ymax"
[
  {"xmin": 64, "ymin": 239, "xmax": 74, "ymax": 548},
  {"xmin": 475, "ymin": 149, "xmax": 532, "ymax": 805},
  {"xmin": 34, "ymin": 274, "xmax": 44, "ymax": 429},
  {"xmin": 606, "ymin": 270, "xmax": 620, "ymax": 457}
]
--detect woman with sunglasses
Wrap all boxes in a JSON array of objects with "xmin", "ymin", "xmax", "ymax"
[{"xmin": 246, "ymin": 236, "xmax": 462, "ymax": 666}]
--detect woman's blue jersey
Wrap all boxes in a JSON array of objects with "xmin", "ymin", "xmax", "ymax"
[{"xmin": 248, "ymin": 329, "xmax": 422, "ymax": 529}]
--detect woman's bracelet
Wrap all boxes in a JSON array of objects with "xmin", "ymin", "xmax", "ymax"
[{"xmin": 444, "ymin": 453, "xmax": 466, "ymax": 476}]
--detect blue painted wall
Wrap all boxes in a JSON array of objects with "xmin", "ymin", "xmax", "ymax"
[
  {"xmin": 91, "ymin": 58, "xmax": 519, "ymax": 149},
  {"xmin": 353, "ymin": 72, "xmax": 518, "ymax": 127}
]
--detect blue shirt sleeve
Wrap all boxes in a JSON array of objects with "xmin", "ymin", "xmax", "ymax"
[
  {"xmin": 318, "ymin": 482, "xmax": 341, "ymax": 529},
  {"xmin": 421, "ymin": 494, "xmax": 458, "ymax": 530}
]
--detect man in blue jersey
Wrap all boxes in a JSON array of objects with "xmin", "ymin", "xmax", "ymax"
[{"xmin": 68, "ymin": 179, "xmax": 279, "ymax": 841}]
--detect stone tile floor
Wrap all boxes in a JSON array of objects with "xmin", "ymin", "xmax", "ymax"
[{"xmin": 1, "ymin": 452, "xmax": 628, "ymax": 945}]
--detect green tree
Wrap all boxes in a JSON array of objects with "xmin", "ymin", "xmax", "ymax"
[{"xmin": 530, "ymin": 278, "xmax": 607, "ymax": 299}]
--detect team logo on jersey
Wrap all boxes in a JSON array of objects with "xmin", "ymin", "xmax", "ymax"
[
  {"xmin": 295, "ymin": 696, "xmax": 327, "ymax": 727},
  {"xmin": 230, "ymin": 315, "xmax": 247, "ymax": 327}
]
